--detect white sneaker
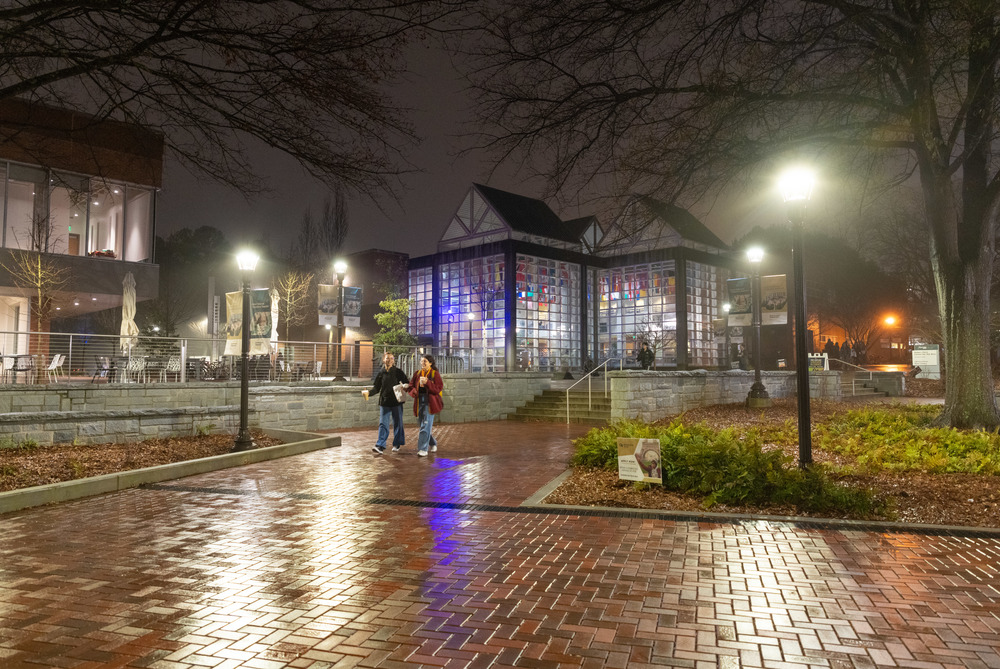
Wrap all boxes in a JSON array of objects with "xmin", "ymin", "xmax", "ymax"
[
  {"xmin": 417, "ymin": 450, "xmax": 428, "ymax": 457},
  {"xmin": 392, "ymin": 446, "xmax": 401, "ymax": 453},
  {"xmin": 372, "ymin": 445, "xmax": 384, "ymax": 455},
  {"xmin": 429, "ymin": 445, "xmax": 437, "ymax": 452}
]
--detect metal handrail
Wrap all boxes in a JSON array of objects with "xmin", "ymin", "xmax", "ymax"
[
  {"xmin": 566, "ymin": 357, "xmax": 623, "ymax": 424},
  {"xmin": 827, "ymin": 357, "xmax": 874, "ymax": 395}
]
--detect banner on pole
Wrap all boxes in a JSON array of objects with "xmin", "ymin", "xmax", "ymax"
[
  {"xmin": 726, "ymin": 278, "xmax": 752, "ymax": 327},
  {"xmin": 224, "ymin": 288, "xmax": 273, "ymax": 356},
  {"xmin": 760, "ymin": 274, "xmax": 788, "ymax": 325}
]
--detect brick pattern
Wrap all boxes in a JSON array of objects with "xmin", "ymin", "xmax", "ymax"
[{"xmin": 1, "ymin": 421, "xmax": 999, "ymax": 668}]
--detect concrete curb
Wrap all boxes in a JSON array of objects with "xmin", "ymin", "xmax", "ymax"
[
  {"xmin": 0, "ymin": 428, "xmax": 340, "ymax": 515},
  {"xmin": 526, "ymin": 468, "xmax": 1000, "ymax": 535}
]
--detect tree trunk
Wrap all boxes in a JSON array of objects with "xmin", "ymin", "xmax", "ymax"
[{"xmin": 934, "ymin": 253, "xmax": 999, "ymax": 428}]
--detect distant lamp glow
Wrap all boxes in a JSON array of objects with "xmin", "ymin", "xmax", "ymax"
[
  {"xmin": 884, "ymin": 316, "xmax": 897, "ymax": 326},
  {"xmin": 723, "ymin": 302, "xmax": 731, "ymax": 313},
  {"xmin": 152, "ymin": 325, "xmax": 160, "ymax": 332}
]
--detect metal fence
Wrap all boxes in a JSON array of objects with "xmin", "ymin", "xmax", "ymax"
[{"xmin": 0, "ymin": 330, "xmax": 527, "ymax": 384}]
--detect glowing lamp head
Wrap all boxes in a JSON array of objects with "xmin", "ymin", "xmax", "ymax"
[
  {"xmin": 236, "ymin": 250, "xmax": 259, "ymax": 272},
  {"xmin": 723, "ymin": 302, "xmax": 731, "ymax": 313},
  {"xmin": 333, "ymin": 259, "xmax": 348, "ymax": 276},
  {"xmin": 779, "ymin": 168, "xmax": 815, "ymax": 202},
  {"xmin": 746, "ymin": 246, "xmax": 764, "ymax": 264}
]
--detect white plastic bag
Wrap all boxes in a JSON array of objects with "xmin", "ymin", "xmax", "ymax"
[{"xmin": 393, "ymin": 383, "xmax": 406, "ymax": 403}]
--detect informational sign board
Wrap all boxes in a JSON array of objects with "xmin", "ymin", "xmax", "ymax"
[
  {"xmin": 617, "ymin": 438, "xmax": 662, "ymax": 484},
  {"xmin": 911, "ymin": 344, "xmax": 941, "ymax": 379},
  {"xmin": 807, "ymin": 353, "xmax": 828, "ymax": 371}
]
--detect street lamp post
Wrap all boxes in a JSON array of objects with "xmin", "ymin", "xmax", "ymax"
[
  {"xmin": 723, "ymin": 302, "xmax": 731, "ymax": 370},
  {"xmin": 467, "ymin": 311, "xmax": 475, "ymax": 371},
  {"xmin": 780, "ymin": 167, "xmax": 816, "ymax": 468},
  {"xmin": 333, "ymin": 260, "xmax": 347, "ymax": 382},
  {"xmin": 233, "ymin": 250, "xmax": 259, "ymax": 452},
  {"xmin": 746, "ymin": 246, "xmax": 771, "ymax": 408}
]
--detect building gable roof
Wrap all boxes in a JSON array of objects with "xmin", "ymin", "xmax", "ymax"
[
  {"xmin": 473, "ymin": 183, "xmax": 586, "ymax": 244},
  {"xmin": 636, "ymin": 196, "xmax": 728, "ymax": 249}
]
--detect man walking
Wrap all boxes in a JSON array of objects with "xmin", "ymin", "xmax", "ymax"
[{"xmin": 363, "ymin": 352, "xmax": 409, "ymax": 454}]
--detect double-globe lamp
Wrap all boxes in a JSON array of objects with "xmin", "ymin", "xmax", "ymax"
[
  {"xmin": 232, "ymin": 249, "xmax": 259, "ymax": 452},
  {"xmin": 779, "ymin": 167, "xmax": 816, "ymax": 468},
  {"xmin": 745, "ymin": 246, "xmax": 771, "ymax": 408}
]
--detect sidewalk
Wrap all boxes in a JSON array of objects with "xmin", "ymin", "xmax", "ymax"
[{"xmin": 1, "ymin": 420, "xmax": 998, "ymax": 668}]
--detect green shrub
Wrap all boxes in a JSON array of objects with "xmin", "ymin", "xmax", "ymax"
[
  {"xmin": 572, "ymin": 418, "xmax": 885, "ymax": 516},
  {"xmin": 815, "ymin": 405, "xmax": 1000, "ymax": 474}
]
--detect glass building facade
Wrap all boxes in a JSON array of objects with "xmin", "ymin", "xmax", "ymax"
[
  {"xmin": 1, "ymin": 161, "xmax": 155, "ymax": 261},
  {"xmin": 409, "ymin": 184, "xmax": 732, "ymax": 372}
]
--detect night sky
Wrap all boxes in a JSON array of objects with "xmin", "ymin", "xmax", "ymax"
[{"xmin": 155, "ymin": 42, "xmax": 792, "ymax": 262}]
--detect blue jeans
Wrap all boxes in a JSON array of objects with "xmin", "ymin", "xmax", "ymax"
[
  {"xmin": 417, "ymin": 395, "xmax": 435, "ymax": 452},
  {"xmin": 376, "ymin": 404, "xmax": 405, "ymax": 448}
]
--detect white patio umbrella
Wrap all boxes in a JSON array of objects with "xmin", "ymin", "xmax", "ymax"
[{"xmin": 119, "ymin": 271, "xmax": 140, "ymax": 353}]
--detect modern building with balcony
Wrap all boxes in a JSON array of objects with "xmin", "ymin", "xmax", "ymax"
[
  {"xmin": 408, "ymin": 183, "xmax": 732, "ymax": 372},
  {"xmin": 0, "ymin": 98, "xmax": 161, "ymax": 353}
]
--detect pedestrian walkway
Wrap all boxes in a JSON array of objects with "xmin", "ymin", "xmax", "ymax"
[{"xmin": 1, "ymin": 420, "xmax": 999, "ymax": 668}]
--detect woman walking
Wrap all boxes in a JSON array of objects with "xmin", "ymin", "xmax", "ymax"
[{"xmin": 408, "ymin": 354, "xmax": 443, "ymax": 457}]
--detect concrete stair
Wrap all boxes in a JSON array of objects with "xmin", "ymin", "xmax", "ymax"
[
  {"xmin": 840, "ymin": 371, "xmax": 887, "ymax": 398},
  {"xmin": 508, "ymin": 388, "xmax": 611, "ymax": 423}
]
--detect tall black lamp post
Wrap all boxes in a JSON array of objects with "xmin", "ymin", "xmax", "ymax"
[
  {"xmin": 333, "ymin": 259, "xmax": 348, "ymax": 382},
  {"xmin": 746, "ymin": 246, "xmax": 771, "ymax": 407},
  {"xmin": 233, "ymin": 250, "xmax": 259, "ymax": 452},
  {"xmin": 780, "ymin": 167, "xmax": 816, "ymax": 468},
  {"xmin": 722, "ymin": 302, "xmax": 731, "ymax": 370}
]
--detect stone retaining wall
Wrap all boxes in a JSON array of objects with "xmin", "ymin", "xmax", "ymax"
[
  {"xmin": 609, "ymin": 370, "xmax": 842, "ymax": 422},
  {"xmin": 0, "ymin": 373, "xmax": 552, "ymax": 445}
]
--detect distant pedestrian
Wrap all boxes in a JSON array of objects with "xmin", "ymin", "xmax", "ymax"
[
  {"xmin": 408, "ymin": 354, "xmax": 443, "ymax": 457},
  {"xmin": 637, "ymin": 341, "xmax": 655, "ymax": 370},
  {"xmin": 363, "ymin": 352, "xmax": 409, "ymax": 455}
]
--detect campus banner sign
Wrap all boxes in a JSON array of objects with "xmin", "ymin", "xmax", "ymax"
[
  {"xmin": 726, "ymin": 278, "xmax": 752, "ymax": 327},
  {"xmin": 617, "ymin": 438, "xmax": 662, "ymax": 484},
  {"xmin": 343, "ymin": 286, "xmax": 362, "ymax": 328},
  {"xmin": 318, "ymin": 284, "xmax": 337, "ymax": 326},
  {"xmin": 760, "ymin": 274, "xmax": 788, "ymax": 325},
  {"xmin": 224, "ymin": 288, "xmax": 273, "ymax": 356}
]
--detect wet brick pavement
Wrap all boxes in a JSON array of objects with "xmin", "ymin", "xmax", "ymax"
[{"xmin": 1, "ymin": 420, "xmax": 999, "ymax": 668}]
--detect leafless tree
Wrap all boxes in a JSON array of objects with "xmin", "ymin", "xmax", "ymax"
[
  {"xmin": 293, "ymin": 189, "xmax": 350, "ymax": 271},
  {"xmin": 463, "ymin": 1, "xmax": 1000, "ymax": 428},
  {"xmin": 274, "ymin": 270, "xmax": 315, "ymax": 340},
  {"xmin": 468, "ymin": 258, "xmax": 504, "ymax": 346},
  {"xmin": 1, "ymin": 250, "xmax": 72, "ymax": 328},
  {"xmin": 631, "ymin": 318, "xmax": 677, "ymax": 370},
  {"xmin": 0, "ymin": 1, "xmax": 461, "ymax": 197}
]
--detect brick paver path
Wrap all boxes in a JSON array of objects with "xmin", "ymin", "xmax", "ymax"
[{"xmin": 1, "ymin": 421, "xmax": 999, "ymax": 668}]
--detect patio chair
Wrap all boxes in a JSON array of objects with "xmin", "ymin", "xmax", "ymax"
[
  {"xmin": 160, "ymin": 355, "xmax": 182, "ymax": 382},
  {"xmin": 1, "ymin": 355, "xmax": 14, "ymax": 384},
  {"xmin": 53, "ymin": 353, "xmax": 66, "ymax": 380},
  {"xmin": 11, "ymin": 355, "xmax": 36, "ymax": 384},
  {"xmin": 125, "ymin": 356, "xmax": 148, "ymax": 383},
  {"xmin": 91, "ymin": 356, "xmax": 114, "ymax": 383},
  {"xmin": 45, "ymin": 354, "xmax": 63, "ymax": 383}
]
